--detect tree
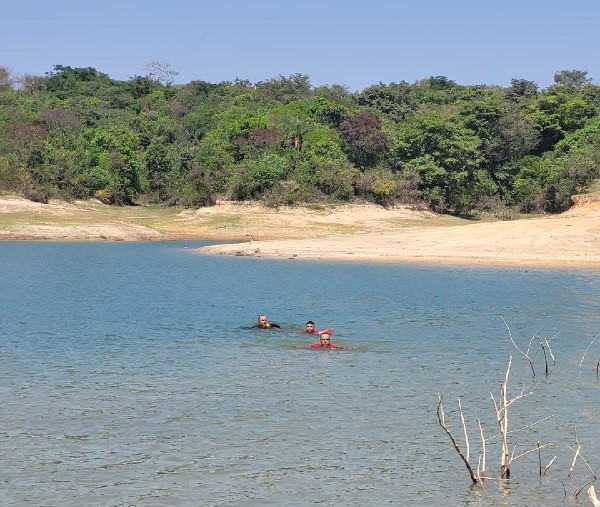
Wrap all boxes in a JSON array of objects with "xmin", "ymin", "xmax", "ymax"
[
  {"xmin": 40, "ymin": 108, "xmax": 82, "ymax": 131},
  {"xmin": 338, "ymin": 111, "xmax": 389, "ymax": 167},
  {"xmin": 355, "ymin": 81, "xmax": 415, "ymax": 121},
  {"xmin": 411, "ymin": 76, "xmax": 463, "ymax": 105},
  {"xmin": 309, "ymin": 96, "xmax": 347, "ymax": 127},
  {"xmin": 145, "ymin": 61, "xmax": 179, "ymax": 86},
  {"xmin": 265, "ymin": 101, "xmax": 313, "ymax": 152},
  {"xmin": 255, "ymin": 74, "xmax": 313, "ymax": 103},
  {"xmin": 0, "ymin": 66, "xmax": 11, "ymax": 91},
  {"xmin": 144, "ymin": 142, "xmax": 173, "ymax": 195},
  {"xmin": 389, "ymin": 111, "xmax": 483, "ymax": 212},
  {"xmin": 506, "ymin": 78, "xmax": 539, "ymax": 100},
  {"xmin": 484, "ymin": 111, "xmax": 540, "ymax": 166},
  {"xmin": 41, "ymin": 65, "xmax": 112, "ymax": 99},
  {"xmin": 81, "ymin": 126, "xmax": 143, "ymax": 204},
  {"xmin": 553, "ymin": 70, "xmax": 591, "ymax": 88}
]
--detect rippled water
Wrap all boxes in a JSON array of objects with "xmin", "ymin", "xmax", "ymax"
[{"xmin": 1, "ymin": 241, "xmax": 599, "ymax": 506}]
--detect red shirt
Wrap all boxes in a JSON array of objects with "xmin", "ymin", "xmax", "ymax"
[{"xmin": 310, "ymin": 342, "xmax": 341, "ymax": 349}]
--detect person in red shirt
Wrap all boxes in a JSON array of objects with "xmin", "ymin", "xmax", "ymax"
[
  {"xmin": 308, "ymin": 332, "xmax": 348, "ymax": 349},
  {"xmin": 298, "ymin": 320, "xmax": 333, "ymax": 335}
]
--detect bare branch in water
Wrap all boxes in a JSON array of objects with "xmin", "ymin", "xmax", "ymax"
[
  {"xmin": 543, "ymin": 456, "xmax": 557, "ymax": 475},
  {"xmin": 501, "ymin": 316, "xmax": 535, "ymax": 377},
  {"xmin": 588, "ymin": 485, "xmax": 600, "ymax": 507},
  {"xmin": 580, "ymin": 332, "xmax": 600, "ymax": 368},
  {"xmin": 437, "ymin": 394, "xmax": 480, "ymax": 484}
]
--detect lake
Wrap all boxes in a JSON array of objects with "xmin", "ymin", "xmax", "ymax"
[{"xmin": 1, "ymin": 241, "xmax": 599, "ymax": 506}]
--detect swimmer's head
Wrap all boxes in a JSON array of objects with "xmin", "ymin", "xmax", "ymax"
[{"xmin": 319, "ymin": 333, "xmax": 331, "ymax": 346}]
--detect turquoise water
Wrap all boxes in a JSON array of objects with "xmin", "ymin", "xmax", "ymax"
[{"xmin": 1, "ymin": 241, "xmax": 599, "ymax": 506}]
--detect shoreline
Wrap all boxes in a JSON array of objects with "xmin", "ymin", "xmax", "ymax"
[
  {"xmin": 2, "ymin": 195, "xmax": 600, "ymax": 269},
  {"xmin": 197, "ymin": 223, "xmax": 600, "ymax": 270}
]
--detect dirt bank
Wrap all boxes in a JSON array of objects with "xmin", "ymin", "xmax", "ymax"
[{"xmin": 2, "ymin": 194, "xmax": 599, "ymax": 268}]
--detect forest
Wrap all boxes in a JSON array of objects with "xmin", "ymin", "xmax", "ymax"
[{"xmin": 1, "ymin": 64, "xmax": 599, "ymax": 216}]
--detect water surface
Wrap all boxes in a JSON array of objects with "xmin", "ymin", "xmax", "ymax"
[{"xmin": 1, "ymin": 241, "xmax": 599, "ymax": 506}]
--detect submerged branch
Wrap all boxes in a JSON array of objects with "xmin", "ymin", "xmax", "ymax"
[
  {"xmin": 509, "ymin": 414, "xmax": 556, "ymax": 435},
  {"xmin": 589, "ymin": 485, "xmax": 600, "ymax": 507},
  {"xmin": 544, "ymin": 456, "xmax": 557, "ymax": 475},
  {"xmin": 501, "ymin": 316, "xmax": 535, "ymax": 377},
  {"xmin": 437, "ymin": 394, "xmax": 479, "ymax": 483},
  {"xmin": 580, "ymin": 333, "xmax": 600, "ymax": 368}
]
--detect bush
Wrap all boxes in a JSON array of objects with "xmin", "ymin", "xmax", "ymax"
[
  {"xmin": 262, "ymin": 180, "xmax": 307, "ymax": 208},
  {"xmin": 94, "ymin": 188, "xmax": 112, "ymax": 204},
  {"xmin": 23, "ymin": 186, "xmax": 49, "ymax": 204}
]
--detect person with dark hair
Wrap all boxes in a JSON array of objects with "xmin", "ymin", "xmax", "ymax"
[{"xmin": 298, "ymin": 320, "xmax": 333, "ymax": 335}]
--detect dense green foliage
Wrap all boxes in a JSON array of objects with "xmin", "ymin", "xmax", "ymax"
[{"xmin": 1, "ymin": 65, "xmax": 599, "ymax": 214}]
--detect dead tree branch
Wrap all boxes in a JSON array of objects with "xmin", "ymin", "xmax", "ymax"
[
  {"xmin": 501, "ymin": 316, "xmax": 536, "ymax": 377},
  {"xmin": 589, "ymin": 485, "xmax": 600, "ymax": 507},
  {"xmin": 489, "ymin": 356, "xmax": 553, "ymax": 479},
  {"xmin": 437, "ymin": 394, "xmax": 480, "ymax": 484},
  {"xmin": 491, "ymin": 356, "xmax": 513, "ymax": 478},
  {"xmin": 544, "ymin": 456, "xmax": 557, "ymax": 475},
  {"xmin": 511, "ymin": 442, "xmax": 554, "ymax": 462},
  {"xmin": 477, "ymin": 419, "xmax": 486, "ymax": 478},
  {"xmin": 566, "ymin": 444, "xmax": 597, "ymax": 480},
  {"xmin": 569, "ymin": 442, "xmax": 582, "ymax": 478},
  {"xmin": 509, "ymin": 414, "xmax": 556, "ymax": 435},
  {"xmin": 458, "ymin": 397, "xmax": 470, "ymax": 462},
  {"xmin": 580, "ymin": 333, "xmax": 600, "ymax": 368},
  {"xmin": 538, "ymin": 331, "xmax": 559, "ymax": 377}
]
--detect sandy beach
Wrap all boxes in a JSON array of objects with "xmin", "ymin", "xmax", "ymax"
[{"xmin": 1, "ymin": 194, "xmax": 599, "ymax": 269}]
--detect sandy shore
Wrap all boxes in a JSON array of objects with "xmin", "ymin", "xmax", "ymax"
[{"xmin": 1, "ymin": 194, "xmax": 599, "ymax": 269}]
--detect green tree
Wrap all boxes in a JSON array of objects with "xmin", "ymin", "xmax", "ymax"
[
  {"xmin": 81, "ymin": 126, "xmax": 143, "ymax": 204},
  {"xmin": 506, "ymin": 78, "xmax": 539, "ymax": 101},
  {"xmin": 390, "ymin": 111, "xmax": 483, "ymax": 212},
  {"xmin": 553, "ymin": 69, "xmax": 591, "ymax": 87},
  {"xmin": 355, "ymin": 81, "xmax": 415, "ymax": 121},
  {"xmin": 308, "ymin": 96, "xmax": 347, "ymax": 127},
  {"xmin": 255, "ymin": 74, "xmax": 313, "ymax": 103}
]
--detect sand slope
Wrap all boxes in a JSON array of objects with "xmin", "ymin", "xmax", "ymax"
[
  {"xmin": 1, "ymin": 194, "xmax": 599, "ymax": 268},
  {"xmin": 198, "ymin": 199, "xmax": 600, "ymax": 269}
]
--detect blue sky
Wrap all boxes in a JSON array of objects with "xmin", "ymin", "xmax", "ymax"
[{"xmin": 3, "ymin": 0, "xmax": 599, "ymax": 91}]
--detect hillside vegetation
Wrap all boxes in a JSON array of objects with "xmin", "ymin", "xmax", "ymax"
[{"xmin": 1, "ymin": 65, "xmax": 599, "ymax": 216}]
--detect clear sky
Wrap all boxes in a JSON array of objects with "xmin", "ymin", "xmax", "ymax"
[{"xmin": 3, "ymin": 0, "xmax": 599, "ymax": 92}]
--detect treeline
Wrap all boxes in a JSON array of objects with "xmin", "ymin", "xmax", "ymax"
[{"xmin": 1, "ymin": 65, "xmax": 599, "ymax": 215}]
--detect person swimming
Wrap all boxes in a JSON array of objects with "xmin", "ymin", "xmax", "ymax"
[
  {"xmin": 298, "ymin": 320, "xmax": 334, "ymax": 335},
  {"xmin": 296, "ymin": 332, "xmax": 350, "ymax": 350},
  {"xmin": 309, "ymin": 332, "xmax": 341, "ymax": 349},
  {"xmin": 254, "ymin": 314, "xmax": 281, "ymax": 329}
]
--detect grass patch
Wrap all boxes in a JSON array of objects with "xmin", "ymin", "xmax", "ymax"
[{"xmin": 198, "ymin": 215, "xmax": 244, "ymax": 229}]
